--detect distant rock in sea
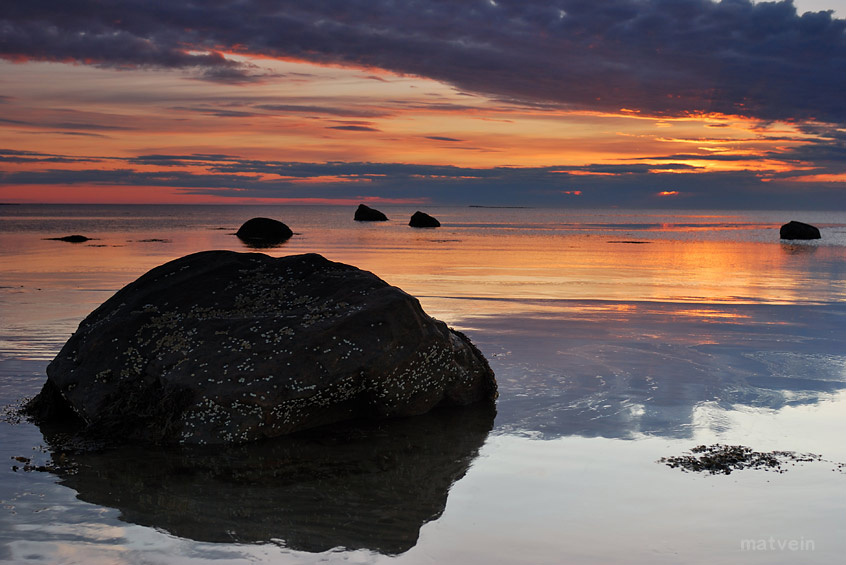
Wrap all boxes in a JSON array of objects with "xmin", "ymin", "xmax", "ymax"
[
  {"xmin": 235, "ymin": 217, "xmax": 293, "ymax": 246},
  {"xmin": 26, "ymin": 251, "xmax": 497, "ymax": 445},
  {"xmin": 354, "ymin": 203, "xmax": 388, "ymax": 221},
  {"xmin": 409, "ymin": 211, "xmax": 440, "ymax": 228},
  {"xmin": 45, "ymin": 235, "xmax": 91, "ymax": 243},
  {"xmin": 779, "ymin": 220, "xmax": 821, "ymax": 240}
]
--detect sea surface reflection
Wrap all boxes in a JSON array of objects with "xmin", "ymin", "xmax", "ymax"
[
  {"xmin": 464, "ymin": 299, "xmax": 846, "ymax": 439},
  {"xmin": 1, "ymin": 206, "xmax": 845, "ymax": 564},
  {"xmin": 39, "ymin": 405, "xmax": 494, "ymax": 555}
]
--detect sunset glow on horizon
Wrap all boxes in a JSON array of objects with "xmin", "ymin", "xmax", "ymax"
[{"xmin": 2, "ymin": 0, "xmax": 845, "ymax": 209}]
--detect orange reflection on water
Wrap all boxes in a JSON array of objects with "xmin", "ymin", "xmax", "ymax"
[
  {"xmin": 669, "ymin": 308, "xmax": 751, "ymax": 321},
  {"xmin": 332, "ymin": 233, "xmax": 832, "ymax": 312},
  {"xmin": 2, "ymin": 216, "xmax": 840, "ymax": 333}
]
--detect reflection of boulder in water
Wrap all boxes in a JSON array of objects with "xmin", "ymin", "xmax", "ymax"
[
  {"xmin": 50, "ymin": 404, "xmax": 494, "ymax": 555},
  {"xmin": 780, "ymin": 242, "xmax": 819, "ymax": 256}
]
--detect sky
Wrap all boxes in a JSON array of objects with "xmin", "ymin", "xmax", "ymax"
[{"xmin": 1, "ymin": 0, "xmax": 845, "ymax": 208}]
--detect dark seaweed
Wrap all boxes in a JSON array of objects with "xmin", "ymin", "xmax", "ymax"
[{"xmin": 659, "ymin": 444, "xmax": 845, "ymax": 475}]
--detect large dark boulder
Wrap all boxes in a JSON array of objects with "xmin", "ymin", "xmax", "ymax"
[
  {"xmin": 27, "ymin": 251, "xmax": 497, "ymax": 445},
  {"xmin": 780, "ymin": 220, "xmax": 821, "ymax": 240},
  {"xmin": 409, "ymin": 211, "xmax": 440, "ymax": 228},
  {"xmin": 354, "ymin": 203, "xmax": 388, "ymax": 221},
  {"xmin": 235, "ymin": 217, "xmax": 293, "ymax": 246}
]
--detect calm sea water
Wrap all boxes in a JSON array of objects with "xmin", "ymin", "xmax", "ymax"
[{"xmin": 1, "ymin": 205, "xmax": 845, "ymax": 564}]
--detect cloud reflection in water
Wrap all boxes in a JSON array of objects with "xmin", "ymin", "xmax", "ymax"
[{"xmin": 466, "ymin": 299, "xmax": 846, "ymax": 440}]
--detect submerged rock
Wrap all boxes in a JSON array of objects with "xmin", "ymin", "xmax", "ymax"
[
  {"xmin": 45, "ymin": 235, "xmax": 91, "ymax": 243},
  {"xmin": 235, "ymin": 217, "xmax": 293, "ymax": 246},
  {"xmin": 27, "ymin": 251, "xmax": 497, "ymax": 445},
  {"xmin": 354, "ymin": 203, "xmax": 388, "ymax": 221},
  {"xmin": 780, "ymin": 220, "xmax": 821, "ymax": 240},
  {"xmin": 409, "ymin": 211, "xmax": 440, "ymax": 228}
]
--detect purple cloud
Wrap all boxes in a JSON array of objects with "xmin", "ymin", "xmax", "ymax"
[{"xmin": 1, "ymin": 1, "xmax": 844, "ymax": 123}]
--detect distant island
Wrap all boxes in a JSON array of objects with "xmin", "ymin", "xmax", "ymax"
[{"xmin": 468, "ymin": 205, "xmax": 532, "ymax": 209}]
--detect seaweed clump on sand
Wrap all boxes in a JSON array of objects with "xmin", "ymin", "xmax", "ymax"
[{"xmin": 658, "ymin": 444, "xmax": 837, "ymax": 475}]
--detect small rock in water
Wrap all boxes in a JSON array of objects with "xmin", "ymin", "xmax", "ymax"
[
  {"xmin": 409, "ymin": 211, "xmax": 440, "ymax": 228},
  {"xmin": 235, "ymin": 217, "xmax": 293, "ymax": 246},
  {"xmin": 354, "ymin": 204, "xmax": 388, "ymax": 221},
  {"xmin": 779, "ymin": 220, "xmax": 821, "ymax": 240}
]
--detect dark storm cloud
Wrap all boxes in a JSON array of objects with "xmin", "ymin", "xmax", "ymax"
[
  {"xmin": 2, "ymin": 1, "xmax": 844, "ymax": 122},
  {"xmin": 171, "ymin": 106, "xmax": 262, "ymax": 118},
  {"xmin": 46, "ymin": 122, "xmax": 133, "ymax": 131},
  {"xmin": 256, "ymin": 104, "xmax": 390, "ymax": 118},
  {"xmin": 326, "ymin": 125, "xmax": 381, "ymax": 132},
  {"xmin": 130, "ymin": 153, "xmax": 238, "ymax": 166},
  {"xmin": 639, "ymin": 153, "xmax": 759, "ymax": 162},
  {"xmin": 33, "ymin": 131, "xmax": 111, "ymax": 138},
  {"xmin": 0, "ymin": 168, "xmax": 268, "ymax": 189},
  {"xmin": 0, "ymin": 149, "xmax": 50, "ymax": 157},
  {"xmin": 397, "ymin": 102, "xmax": 490, "ymax": 114},
  {"xmin": 0, "ymin": 116, "xmax": 133, "ymax": 131},
  {"xmin": 575, "ymin": 163, "xmax": 700, "ymax": 174},
  {"xmin": 0, "ymin": 2, "xmax": 257, "ymax": 81},
  {"xmin": 0, "ymin": 118, "xmax": 29, "ymax": 126},
  {"xmin": 425, "ymin": 136, "xmax": 463, "ymax": 142},
  {"xmin": 0, "ymin": 148, "xmax": 100, "ymax": 163},
  {"xmin": 126, "ymin": 156, "xmax": 501, "ymax": 179},
  {"xmin": 0, "ymin": 155, "xmax": 97, "ymax": 163}
]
